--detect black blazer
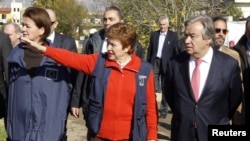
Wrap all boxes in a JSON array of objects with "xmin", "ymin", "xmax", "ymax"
[
  {"xmin": 0, "ymin": 31, "xmax": 12, "ymax": 118},
  {"xmin": 164, "ymin": 50, "xmax": 243, "ymax": 141},
  {"xmin": 52, "ymin": 32, "xmax": 78, "ymax": 92},
  {"xmin": 235, "ymin": 34, "xmax": 250, "ymax": 125},
  {"xmin": 146, "ymin": 29, "xmax": 178, "ymax": 74}
]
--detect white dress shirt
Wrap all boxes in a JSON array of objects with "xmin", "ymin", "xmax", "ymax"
[
  {"xmin": 189, "ymin": 47, "xmax": 213, "ymax": 98},
  {"xmin": 101, "ymin": 37, "xmax": 108, "ymax": 53},
  {"xmin": 156, "ymin": 32, "xmax": 167, "ymax": 58},
  {"xmin": 47, "ymin": 31, "xmax": 55, "ymax": 44}
]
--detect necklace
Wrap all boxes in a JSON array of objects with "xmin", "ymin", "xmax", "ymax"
[
  {"xmin": 117, "ymin": 61, "xmax": 127, "ymax": 68},
  {"xmin": 117, "ymin": 57, "xmax": 131, "ymax": 69}
]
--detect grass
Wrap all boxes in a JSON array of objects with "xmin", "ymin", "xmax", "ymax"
[{"xmin": 0, "ymin": 119, "xmax": 7, "ymax": 140}]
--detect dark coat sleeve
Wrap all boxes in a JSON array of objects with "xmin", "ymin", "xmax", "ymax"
[
  {"xmin": 54, "ymin": 33, "xmax": 79, "ymax": 109},
  {"xmin": 135, "ymin": 41, "xmax": 145, "ymax": 60},
  {"xmin": 0, "ymin": 32, "xmax": 12, "ymax": 118}
]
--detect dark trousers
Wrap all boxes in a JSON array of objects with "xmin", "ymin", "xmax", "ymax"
[
  {"xmin": 154, "ymin": 58, "xmax": 168, "ymax": 118},
  {"xmin": 153, "ymin": 58, "xmax": 161, "ymax": 92},
  {"xmin": 159, "ymin": 83, "xmax": 168, "ymax": 118}
]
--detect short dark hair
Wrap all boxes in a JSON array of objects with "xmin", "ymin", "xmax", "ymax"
[
  {"xmin": 212, "ymin": 15, "xmax": 227, "ymax": 24},
  {"xmin": 105, "ymin": 6, "xmax": 124, "ymax": 20}
]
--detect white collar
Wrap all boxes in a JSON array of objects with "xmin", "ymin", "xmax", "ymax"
[
  {"xmin": 47, "ymin": 31, "xmax": 55, "ymax": 43},
  {"xmin": 190, "ymin": 47, "xmax": 213, "ymax": 64}
]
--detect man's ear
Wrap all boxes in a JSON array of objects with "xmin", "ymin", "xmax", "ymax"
[{"xmin": 53, "ymin": 21, "xmax": 58, "ymax": 28}]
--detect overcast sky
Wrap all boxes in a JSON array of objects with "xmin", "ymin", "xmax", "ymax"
[{"xmin": 0, "ymin": 0, "xmax": 31, "ymax": 7}]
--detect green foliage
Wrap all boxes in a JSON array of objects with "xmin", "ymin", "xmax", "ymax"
[
  {"xmin": 114, "ymin": 0, "xmax": 243, "ymax": 48},
  {"xmin": 115, "ymin": 0, "xmax": 199, "ymax": 47},
  {"xmin": 224, "ymin": 2, "xmax": 243, "ymax": 18},
  {"xmin": 32, "ymin": 0, "xmax": 88, "ymax": 39},
  {"xmin": 0, "ymin": 120, "xmax": 7, "ymax": 140}
]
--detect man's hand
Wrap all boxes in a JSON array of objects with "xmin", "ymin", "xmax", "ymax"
[{"xmin": 71, "ymin": 107, "xmax": 79, "ymax": 118}]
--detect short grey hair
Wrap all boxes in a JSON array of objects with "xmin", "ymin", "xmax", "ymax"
[
  {"xmin": 159, "ymin": 16, "xmax": 169, "ymax": 25},
  {"xmin": 184, "ymin": 15, "xmax": 216, "ymax": 46}
]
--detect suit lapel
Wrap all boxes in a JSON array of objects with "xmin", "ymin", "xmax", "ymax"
[
  {"xmin": 179, "ymin": 53, "xmax": 197, "ymax": 102},
  {"xmin": 199, "ymin": 51, "xmax": 219, "ymax": 101},
  {"xmin": 52, "ymin": 33, "xmax": 62, "ymax": 47},
  {"xmin": 161, "ymin": 31, "xmax": 172, "ymax": 55},
  {"xmin": 154, "ymin": 31, "xmax": 160, "ymax": 49},
  {"xmin": 163, "ymin": 32, "xmax": 170, "ymax": 47}
]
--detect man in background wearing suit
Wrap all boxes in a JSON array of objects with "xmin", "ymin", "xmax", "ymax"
[
  {"xmin": 146, "ymin": 16, "xmax": 178, "ymax": 118},
  {"xmin": 212, "ymin": 15, "xmax": 244, "ymax": 125},
  {"xmin": 163, "ymin": 15, "xmax": 242, "ymax": 141},
  {"xmin": 46, "ymin": 9, "xmax": 78, "ymax": 141},
  {"xmin": 0, "ymin": 31, "xmax": 12, "ymax": 129}
]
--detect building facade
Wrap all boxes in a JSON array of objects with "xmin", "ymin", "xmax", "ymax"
[
  {"xmin": 0, "ymin": 0, "xmax": 23, "ymax": 25},
  {"xmin": 225, "ymin": 0, "xmax": 250, "ymax": 18}
]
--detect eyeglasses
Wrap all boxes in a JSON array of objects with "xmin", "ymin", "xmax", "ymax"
[
  {"xmin": 215, "ymin": 28, "xmax": 228, "ymax": 34},
  {"xmin": 51, "ymin": 21, "xmax": 56, "ymax": 25}
]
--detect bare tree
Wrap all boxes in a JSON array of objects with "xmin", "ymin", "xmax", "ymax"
[{"xmin": 78, "ymin": 0, "xmax": 243, "ymax": 48}]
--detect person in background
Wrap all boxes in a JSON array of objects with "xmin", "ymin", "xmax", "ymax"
[
  {"xmin": 81, "ymin": 28, "xmax": 97, "ymax": 53},
  {"xmin": 163, "ymin": 15, "xmax": 242, "ymax": 141},
  {"xmin": 176, "ymin": 36, "xmax": 186, "ymax": 54},
  {"xmin": 20, "ymin": 22, "xmax": 158, "ymax": 141},
  {"xmin": 70, "ymin": 5, "xmax": 145, "ymax": 119},
  {"xmin": 235, "ymin": 16, "xmax": 250, "ymax": 126},
  {"xmin": 45, "ymin": 8, "xmax": 78, "ymax": 141},
  {"xmin": 6, "ymin": 7, "xmax": 76, "ymax": 141},
  {"xmin": 229, "ymin": 40, "xmax": 235, "ymax": 48},
  {"xmin": 4, "ymin": 22, "xmax": 21, "ymax": 48},
  {"xmin": 146, "ymin": 15, "xmax": 178, "ymax": 119},
  {"xmin": 0, "ymin": 31, "xmax": 12, "ymax": 130},
  {"xmin": 212, "ymin": 15, "xmax": 244, "ymax": 125}
]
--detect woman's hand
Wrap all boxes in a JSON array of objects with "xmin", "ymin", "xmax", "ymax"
[{"xmin": 20, "ymin": 37, "xmax": 47, "ymax": 53}]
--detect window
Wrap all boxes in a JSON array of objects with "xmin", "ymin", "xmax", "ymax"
[{"xmin": 2, "ymin": 14, "xmax": 6, "ymax": 19}]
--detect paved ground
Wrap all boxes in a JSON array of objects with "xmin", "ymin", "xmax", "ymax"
[
  {"xmin": 0, "ymin": 93, "xmax": 171, "ymax": 141},
  {"xmin": 66, "ymin": 93, "xmax": 172, "ymax": 141}
]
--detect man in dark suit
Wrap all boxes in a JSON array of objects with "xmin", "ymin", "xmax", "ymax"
[
  {"xmin": 163, "ymin": 15, "xmax": 243, "ymax": 141},
  {"xmin": 0, "ymin": 31, "xmax": 12, "ymax": 128},
  {"xmin": 146, "ymin": 16, "xmax": 178, "ymax": 118},
  {"xmin": 46, "ymin": 9, "xmax": 78, "ymax": 141},
  {"xmin": 212, "ymin": 16, "xmax": 243, "ymax": 125}
]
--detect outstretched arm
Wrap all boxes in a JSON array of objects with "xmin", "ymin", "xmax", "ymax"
[{"xmin": 20, "ymin": 37, "xmax": 47, "ymax": 53}]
